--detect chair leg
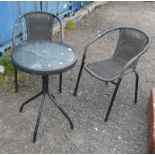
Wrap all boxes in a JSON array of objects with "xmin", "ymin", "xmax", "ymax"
[
  {"xmin": 134, "ymin": 70, "xmax": 139, "ymax": 104},
  {"xmin": 104, "ymin": 78, "xmax": 122, "ymax": 122},
  {"xmin": 74, "ymin": 62, "xmax": 84, "ymax": 96},
  {"xmin": 59, "ymin": 73, "xmax": 62, "ymax": 93},
  {"xmin": 14, "ymin": 68, "xmax": 18, "ymax": 93},
  {"xmin": 33, "ymin": 93, "xmax": 46, "ymax": 143}
]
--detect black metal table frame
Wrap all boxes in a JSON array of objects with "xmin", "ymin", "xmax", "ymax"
[
  {"xmin": 12, "ymin": 41, "xmax": 76, "ymax": 143},
  {"xmin": 19, "ymin": 75, "xmax": 73, "ymax": 143}
]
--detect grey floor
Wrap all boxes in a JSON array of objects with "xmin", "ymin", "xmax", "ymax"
[{"xmin": 0, "ymin": 1, "xmax": 155, "ymax": 153}]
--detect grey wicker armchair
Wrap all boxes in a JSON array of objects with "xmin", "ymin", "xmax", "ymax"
[
  {"xmin": 12, "ymin": 11, "xmax": 63, "ymax": 93},
  {"xmin": 74, "ymin": 27, "xmax": 150, "ymax": 122}
]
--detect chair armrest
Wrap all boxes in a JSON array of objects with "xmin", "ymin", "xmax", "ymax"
[
  {"xmin": 12, "ymin": 16, "xmax": 22, "ymax": 49},
  {"xmin": 119, "ymin": 41, "xmax": 150, "ymax": 78},
  {"xmin": 82, "ymin": 27, "xmax": 120, "ymax": 63},
  {"xmin": 119, "ymin": 55, "xmax": 140, "ymax": 78},
  {"xmin": 54, "ymin": 15, "xmax": 63, "ymax": 42}
]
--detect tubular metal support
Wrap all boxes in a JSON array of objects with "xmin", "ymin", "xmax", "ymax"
[
  {"xmin": 104, "ymin": 78, "xmax": 122, "ymax": 122},
  {"xmin": 19, "ymin": 75, "xmax": 73, "ymax": 143},
  {"xmin": 111, "ymin": 81, "xmax": 117, "ymax": 85},
  {"xmin": 134, "ymin": 70, "xmax": 139, "ymax": 104},
  {"xmin": 74, "ymin": 62, "xmax": 85, "ymax": 96},
  {"xmin": 15, "ymin": 68, "xmax": 18, "ymax": 93},
  {"xmin": 47, "ymin": 93, "xmax": 74, "ymax": 129},
  {"xmin": 59, "ymin": 73, "xmax": 62, "ymax": 93},
  {"xmin": 33, "ymin": 93, "xmax": 46, "ymax": 143},
  {"xmin": 19, "ymin": 91, "xmax": 43, "ymax": 112}
]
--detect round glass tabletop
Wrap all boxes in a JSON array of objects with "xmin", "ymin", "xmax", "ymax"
[{"xmin": 12, "ymin": 41, "xmax": 76, "ymax": 75}]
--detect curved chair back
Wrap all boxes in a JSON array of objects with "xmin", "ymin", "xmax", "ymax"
[
  {"xmin": 12, "ymin": 11, "xmax": 63, "ymax": 48},
  {"xmin": 113, "ymin": 27, "xmax": 149, "ymax": 67}
]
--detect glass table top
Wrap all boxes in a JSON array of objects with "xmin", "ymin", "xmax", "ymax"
[{"xmin": 12, "ymin": 41, "xmax": 76, "ymax": 74}]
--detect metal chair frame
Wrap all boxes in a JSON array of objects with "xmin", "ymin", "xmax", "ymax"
[
  {"xmin": 12, "ymin": 11, "xmax": 64, "ymax": 93},
  {"xmin": 74, "ymin": 27, "xmax": 150, "ymax": 122}
]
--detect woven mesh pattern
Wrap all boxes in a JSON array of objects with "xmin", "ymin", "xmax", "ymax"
[
  {"xmin": 85, "ymin": 28, "xmax": 149, "ymax": 81},
  {"xmin": 85, "ymin": 59, "xmax": 130, "ymax": 81},
  {"xmin": 25, "ymin": 12, "xmax": 55, "ymax": 41},
  {"xmin": 113, "ymin": 28, "xmax": 148, "ymax": 65}
]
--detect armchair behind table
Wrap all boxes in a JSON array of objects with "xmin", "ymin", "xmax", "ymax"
[{"xmin": 12, "ymin": 11, "xmax": 64, "ymax": 93}]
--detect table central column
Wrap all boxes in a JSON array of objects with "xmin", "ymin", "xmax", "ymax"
[{"xmin": 42, "ymin": 76, "xmax": 49, "ymax": 93}]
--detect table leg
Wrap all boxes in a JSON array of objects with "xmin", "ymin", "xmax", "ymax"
[
  {"xmin": 19, "ymin": 91, "xmax": 43, "ymax": 112},
  {"xmin": 33, "ymin": 93, "xmax": 46, "ymax": 143},
  {"xmin": 20, "ymin": 75, "xmax": 73, "ymax": 143},
  {"xmin": 59, "ymin": 73, "xmax": 62, "ymax": 93},
  {"xmin": 47, "ymin": 93, "xmax": 74, "ymax": 129}
]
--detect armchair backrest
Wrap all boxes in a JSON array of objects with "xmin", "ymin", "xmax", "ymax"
[
  {"xmin": 113, "ymin": 28, "xmax": 149, "ymax": 66},
  {"xmin": 12, "ymin": 11, "xmax": 63, "ymax": 48},
  {"xmin": 25, "ymin": 11, "xmax": 54, "ymax": 41}
]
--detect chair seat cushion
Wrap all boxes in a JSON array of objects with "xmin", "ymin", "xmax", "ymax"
[{"xmin": 85, "ymin": 59, "xmax": 129, "ymax": 81}]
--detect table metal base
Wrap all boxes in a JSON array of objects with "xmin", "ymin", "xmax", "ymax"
[{"xmin": 19, "ymin": 76, "xmax": 74, "ymax": 143}]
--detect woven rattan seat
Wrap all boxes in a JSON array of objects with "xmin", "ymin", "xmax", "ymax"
[{"xmin": 85, "ymin": 59, "xmax": 128, "ymax": 81}]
